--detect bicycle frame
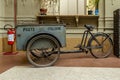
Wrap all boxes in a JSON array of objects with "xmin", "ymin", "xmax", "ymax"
[
  {"xmin": 80, "ymin": 30, "xmax": 101, "ymax": 49},
  {"xmin": 60, "ymin": 29, "xmax": 95, "ymax": 53},
  {"xmin": 60, "ymin": 29, "xmax": 109, "ymax": 54}
]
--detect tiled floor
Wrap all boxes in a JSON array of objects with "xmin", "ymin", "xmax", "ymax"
[{"xmin": 0, "ymin": 51, "xmax": 120, "ymax": 74}]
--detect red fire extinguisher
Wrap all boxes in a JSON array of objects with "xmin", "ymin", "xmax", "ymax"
[
  {"xmin": 7, "ymin": 28, "xmax": 15, "ymax": 45},
  {"xmin": 4, "ymin": 24, "xmax": 16, "ymax": 45},
  {"xmin": 3, "ymin": 24, "xmax": 18, "ymax": 55}
]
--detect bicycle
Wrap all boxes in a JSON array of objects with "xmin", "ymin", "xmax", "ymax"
[{"xmin": 26, "ymin": 24, "xmax": 113, "ymax": 67}]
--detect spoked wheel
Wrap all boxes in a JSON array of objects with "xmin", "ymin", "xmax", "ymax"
[
  {"xmin": 89, "ymin": 33, "xmax": 113, "ymax": 58},
  {"xmin": 26, "ymin": 35, "xmax": 60, "ymax": 67}
]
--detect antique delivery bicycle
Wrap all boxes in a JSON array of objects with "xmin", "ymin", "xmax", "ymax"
[{"xmin": 15, "ymin": 24, "xmax": 113, "ymax": 67}]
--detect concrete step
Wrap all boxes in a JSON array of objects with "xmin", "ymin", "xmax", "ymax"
[{"xmin": 0, "ymin": 66, "xmax": 120, "ymax": 80}]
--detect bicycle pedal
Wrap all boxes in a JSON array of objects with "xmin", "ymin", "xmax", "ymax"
[{"xmin": 84, "ymin": 48, "xmax": 89, "ymax": 54}]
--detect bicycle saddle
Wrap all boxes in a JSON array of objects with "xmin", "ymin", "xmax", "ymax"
[{"xmin": 84, "ymin": 24, "xmax": 94, "ymax": 31}]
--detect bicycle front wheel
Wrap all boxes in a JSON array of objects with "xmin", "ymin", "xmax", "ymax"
[{"xmin": 88, "ymin": 33, "xmax": 113, "ymax": 58}]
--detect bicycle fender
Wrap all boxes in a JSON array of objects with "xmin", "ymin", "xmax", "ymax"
[{"xmin": 87, "ymin": 32, "xmax": 113, "ymax": 47}]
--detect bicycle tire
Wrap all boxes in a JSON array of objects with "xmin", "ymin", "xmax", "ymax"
[
  {"xmin": 88, "ymin": 33, "xmax": 113, "ymax": 58},
  {"xmin": 26, "ymin": 35, "xmax": 60, "ymax": 67}
]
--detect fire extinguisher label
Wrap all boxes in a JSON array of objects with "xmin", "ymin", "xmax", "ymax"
[{"xmin": 8, "ymin": 34, "xmax": 14, "ymax": 41}]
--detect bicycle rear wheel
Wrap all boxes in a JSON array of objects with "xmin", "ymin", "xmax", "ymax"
[
  {"xmin": 88, "ymin": 33, "xmax": 113, "ymax": 58},
  {"xmin": 26, "ymin": 35, "xmax": 60, "ymax": 67}
]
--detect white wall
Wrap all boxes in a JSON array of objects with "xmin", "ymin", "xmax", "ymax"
[
  {"xmin": 17, "ymin": 0, "xmax": 40, "ymax": 17},
  {"xmin": 60, "ymin": 0, "xmax": 85, "ymax": 15},
  {"xmin": 78, "ymin": 0, "xmax": 86, "ymax": 15},
  {"xmin": 105, "ymin": 0, "xmax": 120, "ymax": 17},
  {"xmin": 0, "ymin": 0, "xmax": 119, "ymax": 36},
  {"xmin": 0, "ymin": 0, "xmax": 120, "ymax": 34},
  {"xmin": 0, "ymin": 0, "xmax": 86, "ymax": 26},
  {"xmin": 0, "ymin": 0, "xmax": 40, "ymax": 27},
  {"xmin": 0, "ymin": 0, "xmax": 5, "ymax": 29},
  {"xmin": 104, "ymin": 0, "xmax": 120, "ymax": 32}
]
